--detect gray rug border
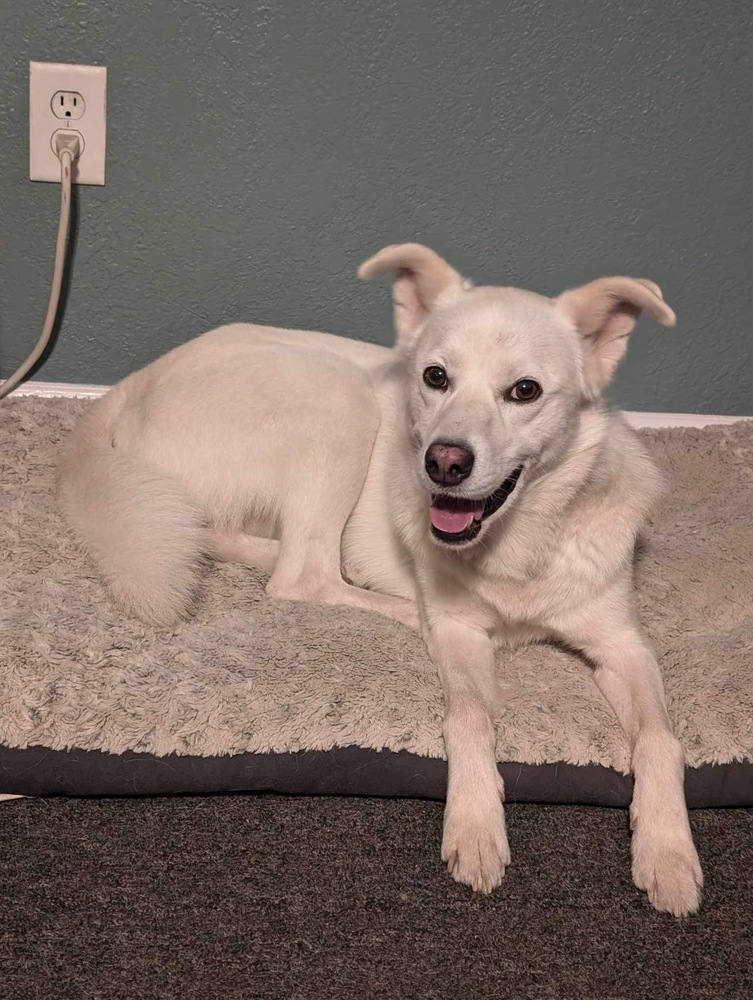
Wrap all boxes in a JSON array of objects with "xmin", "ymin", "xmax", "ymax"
[{"xmin": 1, "ymin": 744, "xmax": 751, "ymax": 807}]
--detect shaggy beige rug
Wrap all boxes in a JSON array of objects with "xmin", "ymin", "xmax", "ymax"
[{"xmin": 1, "ymin": 397, "xmax": 751, "ymax": 773}]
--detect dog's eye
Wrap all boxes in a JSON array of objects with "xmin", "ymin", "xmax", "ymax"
[
  {"xmin": 423, "ymin": 365, "xmax": 449, "ymax": 390},
  {"xmin": 508, "ymin": 378, "xmax": 542, "ymax": 402}
]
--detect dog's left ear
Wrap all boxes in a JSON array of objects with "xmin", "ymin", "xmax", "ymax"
[
  {"xmin": 555, "ymin": 276, "xmax": 676, "ymax": 394},
  {"xmin": 358, "ymin": 243, "xmax": 469, "ymax": 355}
]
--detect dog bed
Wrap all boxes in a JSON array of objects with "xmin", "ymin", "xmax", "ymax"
[{"xmin": 1, "ymin": 397, "xmax": 752, "ymax": 805}]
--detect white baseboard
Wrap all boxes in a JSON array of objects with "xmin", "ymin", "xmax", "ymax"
[
  {"xmin": 9, "ymin": 380, "xmax": 751, "ymax": 428},
  {"xmin": 621, "ymin": 412, "xmax": 748, "ymax": 429},
  {"xmin": 12, "ymin": 381, "xmax": 110, "ymax": 399}
]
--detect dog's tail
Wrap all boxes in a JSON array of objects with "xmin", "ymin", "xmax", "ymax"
[{"xmin": 57, "ymin": 382, "xmax": 204, "ymax": 625}]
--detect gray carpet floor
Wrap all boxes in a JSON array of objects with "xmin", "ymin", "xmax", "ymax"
[{"xmin": 2, "ymin": 796, "xmax": 752, "ymax": 999}]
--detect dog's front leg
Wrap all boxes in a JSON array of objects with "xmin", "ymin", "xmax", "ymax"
[
  {"xmin": 559, "ymin": 602, "xmax": 702, "ymax": 916},
  {"xmin": 426, "ymin": 616, "xmax": 509, "ymax": 893}
]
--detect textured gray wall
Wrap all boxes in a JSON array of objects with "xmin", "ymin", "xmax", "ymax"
[{"xmin": 1, "ymin": 0, "xmax": 751, "ymax": 413}]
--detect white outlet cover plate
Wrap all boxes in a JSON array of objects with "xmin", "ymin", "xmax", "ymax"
[{"xmin": 29, "ymin": 61, "xmax": 107, "ymax": 185}]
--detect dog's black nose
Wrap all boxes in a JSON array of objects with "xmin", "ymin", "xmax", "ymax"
[{"xmin": 425, "ymin": 442, "xmax": 475, "ymax": 486}]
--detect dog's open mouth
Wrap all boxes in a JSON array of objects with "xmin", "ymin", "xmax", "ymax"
[{"xmin": 429, "ymin": 466, "xmax": 523, "ymax": 545}]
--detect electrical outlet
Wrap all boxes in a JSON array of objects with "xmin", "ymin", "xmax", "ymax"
[
  {"xmin": 51, "ymin": 90, "xmax": 85, "ymax": 120},
  {"xmin": 30, "ymin": 62, "xmax": 106, "ymax": 184}
]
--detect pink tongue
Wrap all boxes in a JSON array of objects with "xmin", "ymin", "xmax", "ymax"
[
  {"xmin": 430, "ymin": 501, "xmax": 483, "ymax": 534},
  {"xmin": 430, "ymin": 508, "xmax": 475, "ymax": 533}
]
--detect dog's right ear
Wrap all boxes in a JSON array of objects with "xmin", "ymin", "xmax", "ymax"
[{"xmin": 358, "ymin": 243, "xmax": 469, "ymax": 355}]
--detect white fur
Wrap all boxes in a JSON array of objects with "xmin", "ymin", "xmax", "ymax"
[{"xmin": 58, "ymin": 245, "xmax": 701, "ymax": 915}]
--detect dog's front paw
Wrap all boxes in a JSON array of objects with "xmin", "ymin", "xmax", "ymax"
[
  {"xmin": 441, "ymin": 794, "xmax": 510, "ymax": 894},
  {"xmin": 632, "ymin": 829, "xmax": 703, "ymax": 917}
]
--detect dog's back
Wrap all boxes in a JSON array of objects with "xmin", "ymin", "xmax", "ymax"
[{"xmin": 58, "ymin": 322, "xmax": 394, "ymax": 625}]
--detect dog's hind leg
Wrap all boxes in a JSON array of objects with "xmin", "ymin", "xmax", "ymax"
[
  {"xmin": 263, "ymin": 421, "xmax": 418, "ymax": 629},
  {"xmin": 266, "ymin": 507, "xmax": 418, "ymax": 630},
  {"xmin": 210, "ymin": 517, "xmax": 417, "ymax": 626},
  {"xmin": 206, "ymin": 530, "xmax": 280, "ymax": 573},
  {"xmin": 206, "ymin": 528, "xmax": 416, "ymax": 627},
  {"xmin": 317, "ymin": 579, "xmax": 419, "ymax": 629}
]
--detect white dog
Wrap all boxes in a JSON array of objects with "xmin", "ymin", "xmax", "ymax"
[{"xmin": 59, "ymin": 243, "xmax": 702, "ymax": 916}]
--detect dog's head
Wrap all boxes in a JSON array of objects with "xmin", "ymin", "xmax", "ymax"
[{"xmin": 359, "ymin": 243, "xmax": 675, "ymax": 549}]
